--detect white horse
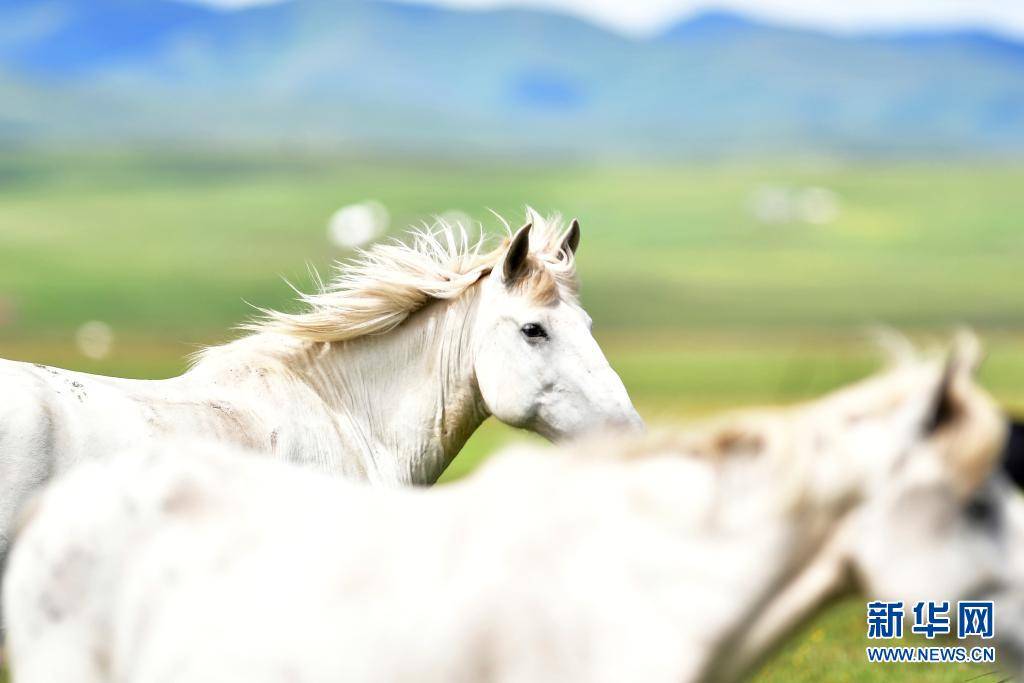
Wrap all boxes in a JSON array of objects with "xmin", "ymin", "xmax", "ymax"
[
  {"xmin": 6, "ymin": 335, "xmax": 1021, "ymax": 683},
  {"xmin": 0, "ymin": 211, "xmax": 641, "ymax": 571}
]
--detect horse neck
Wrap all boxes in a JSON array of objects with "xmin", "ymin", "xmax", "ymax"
[
  {"xmin": 687, "ymin": 415, "xmax": 866, "ymax": 680},
  {"xmin": 707, "ymin": 501, "xmax": 856, "ymax": 681},
  {"xmin": 294, "ymin": 291, "xmax": 489, "ymax": 486}
]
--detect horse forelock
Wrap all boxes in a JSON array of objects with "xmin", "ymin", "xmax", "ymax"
[{"xmin": 239, "ymin": 211, "xmax": 578, "ymax": 344}]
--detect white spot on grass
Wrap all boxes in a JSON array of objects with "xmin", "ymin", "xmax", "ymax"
[
  {"xmin": 327, "ymin": 201, "xmax": 389, "ymax": 249},
  {"xmin": 796, "ymin": 187, "xmax": 840, "ymax": 225},
  {"xmin": 749, "ymin": 185, "xmax": 841, "ymax": 226},
  {"xmin": 75, "ymin": 321, "xmax": 114, "ymax": 360}
]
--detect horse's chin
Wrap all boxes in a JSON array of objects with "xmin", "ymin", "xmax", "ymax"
[
  {"xmin": 535, "ymin": 413, "xmax": 646, "ymax": 444},
  {"xmin": 531, "ymin": 422, "xmax": 564, "ymax": 443}
]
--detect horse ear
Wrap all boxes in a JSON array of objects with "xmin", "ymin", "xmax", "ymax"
[
  {"xmin": 502, "ymin": 222, "xmax": 533, "ymax": 285},
  {"xmin": 949, "ymin": 329, "xmax": 983, "ymax": 376},
  {"xmin": 561, "ymin": 218, "xmax": 581, "ymax": 257},
  {"xmin": 926, "ymin": 331, "xmax": 983, "ymax": 433},
  {"xmin": 926, "ymin": 358, "xmax": 957, "ymax": 433}
]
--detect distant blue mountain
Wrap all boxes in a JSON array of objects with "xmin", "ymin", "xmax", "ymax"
[{"xmin": 2, "ymin": 0, "xmax": 1024, "ymax": 156}]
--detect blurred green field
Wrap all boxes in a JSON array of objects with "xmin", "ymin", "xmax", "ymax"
[{"xmin": 1, "ymin": 152, "xmax": 1023, "ymax": 681}]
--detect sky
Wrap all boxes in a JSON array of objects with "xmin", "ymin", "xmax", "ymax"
[{"xmin": 196, "ymin": 0, "xmax": 1024, "ymax": 38}]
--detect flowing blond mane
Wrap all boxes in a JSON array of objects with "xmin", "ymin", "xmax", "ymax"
[{"xmin": 247, "ymin": 210, "xmax": 579, "ymax": 343}]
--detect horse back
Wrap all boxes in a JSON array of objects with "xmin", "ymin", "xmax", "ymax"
[
  {"xmin": 0, "ymin": 359, "xmax": 165, "ymax": 555},
  {"xmin": 0, "ymin": 361, "xmax": 65, "ymax": 551}
]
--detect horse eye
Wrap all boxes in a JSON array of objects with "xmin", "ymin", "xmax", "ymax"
[
  {"xmin": 521, "ymin": 323, "xmax": 548, "ymax": 340},
  {"xmin": 965, "ymin": 495, "xmax": 998, "ymax": 527}
]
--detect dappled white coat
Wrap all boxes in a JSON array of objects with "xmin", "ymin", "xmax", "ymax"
[
  {"xmin": 0, "ymin": 213, "xmax": 641, "ymax": 572},
  {"xmin": 6, "ymin": 339, "xmax": 1022, "ymax": 683}
]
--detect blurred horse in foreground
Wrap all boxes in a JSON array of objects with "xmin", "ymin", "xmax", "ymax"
[
  {"xmin": 5, "ymin": 335, "xmax": 1021, "ymax": 683},
  {"xmin": 0, "ymin": 211, "xmax": 640, "ymax": 584}
]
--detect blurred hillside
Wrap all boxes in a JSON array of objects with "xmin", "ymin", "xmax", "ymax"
[{"xmin": 3, "ymin": 0, "xmax": 1024, "ymax": 156}]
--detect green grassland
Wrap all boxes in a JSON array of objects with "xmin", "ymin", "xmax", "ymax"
[{"xmin": 1, "ymin": 151, "xmax": 1023, "ymax": 681}]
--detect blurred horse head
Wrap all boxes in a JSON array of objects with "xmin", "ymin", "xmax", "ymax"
[{"xmin": 710, "ymin": 332, "xmax": 1024, "ymax": 678}]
